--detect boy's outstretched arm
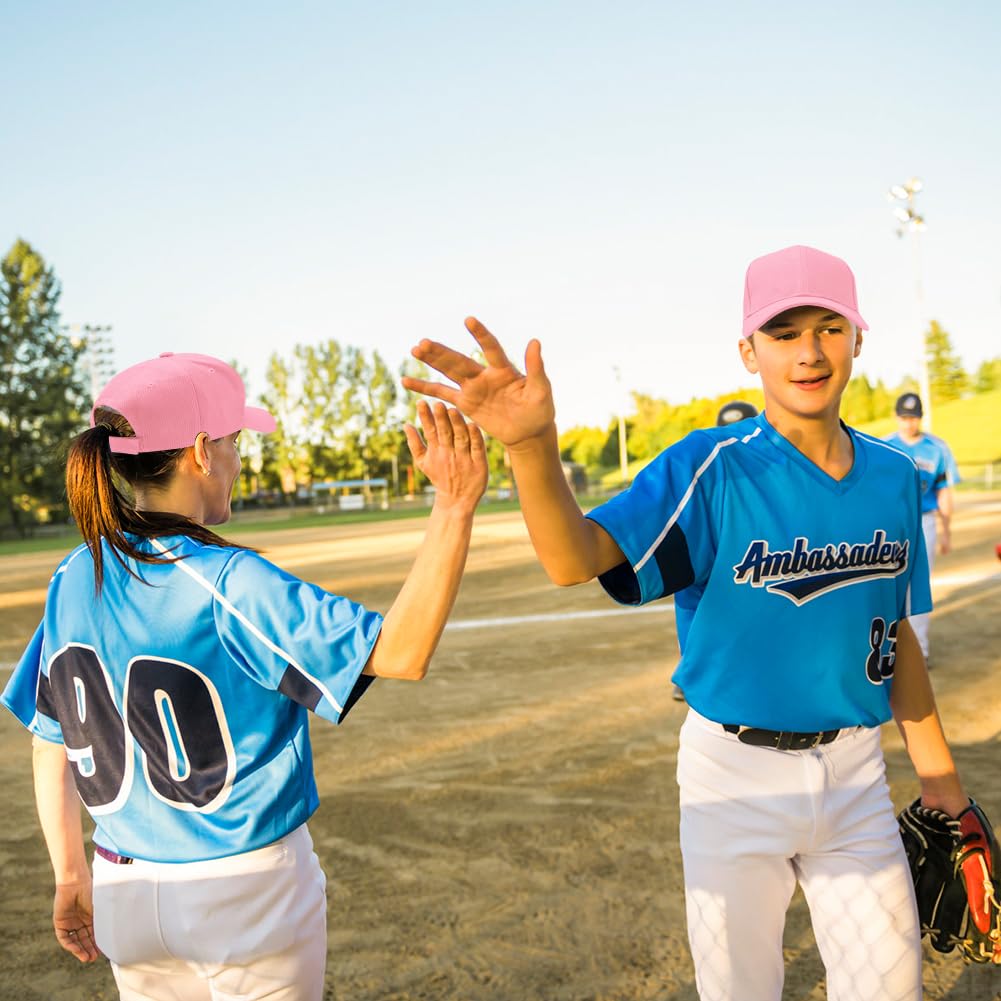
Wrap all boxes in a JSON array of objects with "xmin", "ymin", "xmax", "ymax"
[{"xmin": 403, "ymin": 317, "xmax": 625, "ymax": 585}]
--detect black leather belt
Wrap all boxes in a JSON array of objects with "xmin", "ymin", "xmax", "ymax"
[{"xmin": 722, "ymin": 724, "xmax": 841, "ymax": 750}]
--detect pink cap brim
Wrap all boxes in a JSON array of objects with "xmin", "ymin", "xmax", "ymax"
[
  {"xmin": 742, "ymin": 296, "xmax": 868, "ymax": 339},
  {"xmin": 244, "ymin": 405, "xmax": 277, "ymax": 434}
]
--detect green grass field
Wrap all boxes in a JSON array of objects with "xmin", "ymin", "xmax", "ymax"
[
  {"xmin": 853, "ymin": 388, "xmax": 1001, "ymax": 465},
  {"xmin": 5, "ymin": 391, "xmax": 997, "ymax": 555},
  {"xmin": 601, "ymin": 389, "xmax": 1001, "ymax": 487},
  {"xmin": 0, "ymin": 497, "xmax": 531, "ymax": 558}
]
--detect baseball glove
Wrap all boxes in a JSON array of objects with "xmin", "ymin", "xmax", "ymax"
[{"xmin": 898, "ymin": 798, "xmax": 1001, "ymax": 964}]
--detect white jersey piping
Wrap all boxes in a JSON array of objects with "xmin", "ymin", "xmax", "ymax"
[
  {"xmin": 51, "ymin": 544, "xmax": 90, "ymax": 581},
  {"xmin": 854, "ymin": 430, "xmax": 921, "ymax": 466},
  {"xmin": 149, "ymin": 539, "xmax": 346, "ymax": 715},
  {"xmin": 634, "ymin": 426, "xmax": 762, "ymax": 574},
  {"xmin": 854, "ymin": 430, "xmax": 926, "ymax": 619}
]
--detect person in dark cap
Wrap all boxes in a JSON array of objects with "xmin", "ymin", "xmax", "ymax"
[
  {"xmin": 883, "ymin": 393, "xmax": 960, "ymax": 665},
  {"xmin": 715, "ymin": 400, "xmax": 759, "ymax": 427}
]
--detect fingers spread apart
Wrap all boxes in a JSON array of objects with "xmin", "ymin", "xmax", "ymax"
[
  {"xmin": 405, "ymin": 402, "xmax": 482, "ymax": 460},
  {"xmin": 464, "ymin": 316, "xmax": 515, "ymax": 370},
  {"xmin": 408, "ymin": 338, "xmax": 483, "ymax": 387}
]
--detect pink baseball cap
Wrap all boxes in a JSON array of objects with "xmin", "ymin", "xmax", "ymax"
[
  {"xmin": 742, "ymin": 245, "xmax": 868, "ymax": 338},
  {"xmin": 91, "ymin": 352, "xmax": 276, "ymax": 455}
]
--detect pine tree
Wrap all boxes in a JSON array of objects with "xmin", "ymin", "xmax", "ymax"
[
  {"xmin": 973, "ymin": 357, "xmax": 1001, "ymax": 393},
  {"xmin": 924, "ymin": 320, "xmax": 969, "ymax": 404},
  {"xmin": 0, "ymin": 239, "xmax": 88, "ymax": 536}
]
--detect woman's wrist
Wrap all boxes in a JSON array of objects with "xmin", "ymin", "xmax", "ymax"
[{"xmin": 54, "ymin": 872, "xmax": 92, "ymax": 886}]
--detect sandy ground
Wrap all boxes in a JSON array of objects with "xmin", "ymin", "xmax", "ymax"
[{"xmin": 1, "ymin": 495, "xmax": 999, "ymax": 1001}]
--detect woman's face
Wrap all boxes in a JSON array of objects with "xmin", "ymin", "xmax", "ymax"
[{"xmin": 201, "ymin": 431, "xmax": 242, "ymax": 524}]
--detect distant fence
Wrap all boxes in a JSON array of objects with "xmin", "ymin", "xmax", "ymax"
[{"xmin": 957, "ymin": 463, "xmax": 1001, "ymax": 490}]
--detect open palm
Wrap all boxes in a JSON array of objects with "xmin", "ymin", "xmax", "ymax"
[
  {"xmin": 403, "ymin": 400, "xmax": 487, "ymax": 511},
  {"xmin": 402, "ymin": 317, "xmax": 556, "ymax": 448}
]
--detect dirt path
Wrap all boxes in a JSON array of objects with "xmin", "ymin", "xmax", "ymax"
[{"xmin": 1, "ymin": 495, "xmax": 999, "ymax": 1000}]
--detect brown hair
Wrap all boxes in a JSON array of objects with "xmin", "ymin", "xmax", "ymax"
[{"xmin": 66, "ymin": 407, "xmax": 251, "ymax": 593}]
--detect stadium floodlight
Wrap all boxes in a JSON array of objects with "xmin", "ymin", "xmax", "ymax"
[
  {"xmin": 887, "ymin": 176, "xmax": 933, "ymax": 428},
  {"xmin": 63, "ymin": 322, "xmax": 116, "ymax": 401},
  {"xmin": 612, "ymin": 365, "xmax": 629, "ymax": 484}
]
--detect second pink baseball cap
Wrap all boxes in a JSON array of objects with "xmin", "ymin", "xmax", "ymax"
[
  {"xmin": 91, "ymin": 352, "xmax": 276, "ymax": 455},
  {"xmin": 742, "ymin": 245, "xmax": 868, "ymax": 338}
]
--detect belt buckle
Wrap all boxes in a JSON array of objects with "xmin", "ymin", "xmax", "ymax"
[{"xmin": 810, "ymin": 732, "xmax": 825, "ymax": 748}]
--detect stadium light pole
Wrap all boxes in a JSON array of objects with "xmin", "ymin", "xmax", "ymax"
[
  {"xmin": 887, "ymin": 177, "xmax": 933, "ymax": 429},
  {"xmin": 66, "ymin": 323, "xmax": 115, "ymax": 402},
  {"xmin": 612, "ymin": 365, "xmax": 629, "ymax": 483}
]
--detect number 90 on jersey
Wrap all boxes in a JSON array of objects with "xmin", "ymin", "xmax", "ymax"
[{"xmin": 43, "ymin": 644, "xmax": 236, "ymax": 816}]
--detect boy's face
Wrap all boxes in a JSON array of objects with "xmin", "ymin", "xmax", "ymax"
[{"xmin": 738, "ymin": 305, "xmax": 862, "ymax": 422}]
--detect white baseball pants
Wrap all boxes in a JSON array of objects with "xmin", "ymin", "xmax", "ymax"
[
  {"xmin": 92, "ymin": 824, "xmax": 327, "ymax": 1001},
  {"xmin": 910, "ymin": 511, "xmax": 937, "ymax": 660},
  {"xmin": 678, "ymin": 709, "xmax": 922, "ymax": 1001}
]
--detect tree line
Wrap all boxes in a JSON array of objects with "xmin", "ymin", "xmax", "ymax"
[
  {"xmin": 558, "ymin": 321, "xmax": 1001, "ymax": 478},
  {"xmin": 2, "ymin": 237, "xmax": 999, "ymax": 536}
]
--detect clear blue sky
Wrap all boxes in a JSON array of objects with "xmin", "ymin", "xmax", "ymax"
[{"xmin": 3, "ymin": 1, "xmax": 999, "ymax": 429}]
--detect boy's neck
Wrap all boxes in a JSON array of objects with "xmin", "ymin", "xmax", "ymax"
[{"xmin": 765, "ymin": 407, "xmax": 855, "ymax": 481}]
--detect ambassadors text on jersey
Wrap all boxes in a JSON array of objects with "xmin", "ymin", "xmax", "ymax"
[{"xmin": 586, "ymin": 414, "xmax": 931, "ymax": 731}]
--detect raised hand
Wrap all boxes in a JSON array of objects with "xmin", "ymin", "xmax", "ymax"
[
  {"xmin": 404, "ymin": 400, "xmax": 488, "ymax": 513},
  {"xmin": 402, "ymin": 317, "xmax": 556, "ymax": 449}
]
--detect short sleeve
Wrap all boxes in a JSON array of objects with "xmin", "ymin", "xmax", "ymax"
[
  {"xmin": 212, "ymin": 551, "xmax": 383, "ymax": 724},
  {"xmin": 904, "ymin": 469, "xmax": 933, "ymax": 619},
  {"xmin": 0, "ymin": 621, "xmax": 64, "ymax": 743},
  {"xmin": 942, "ymin": 441, "xmax": 961, "ymax": 487},
  {"xmin": 586, "ymin": 431, "xmax": 721, "ymax": 605}
]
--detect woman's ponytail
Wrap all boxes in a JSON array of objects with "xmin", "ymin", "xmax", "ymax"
[{"xmin": 66, "ymin": 422, "xmax": 130, "ymax": 592}]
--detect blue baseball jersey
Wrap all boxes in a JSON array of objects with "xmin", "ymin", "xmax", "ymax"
[
  {"xmin": 587, "ymin": 414, "xmax": 931, "ymax": 731},
  {"xmin": 883, "ymin": 431, "xmax": 960, "ymax": 514},
  {"xmin": 1, "ymin": 535, "xmax": 382, "ymax": 863},
  {"xmin": 673, "ymin": 587, "xmax": 699, "ymax": 655}
]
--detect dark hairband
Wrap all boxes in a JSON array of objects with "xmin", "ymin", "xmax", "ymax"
[{"xmin": 91, "ymin": 424, "xmax": 116, "ymax": 450}]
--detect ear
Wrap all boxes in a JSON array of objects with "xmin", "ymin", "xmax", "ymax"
[
  {"xmin": 192, "ymin": 432, "xmax": 212, "ymax": 476},
  {"xmin": 738, "ymin": 336, "xmax": 759, "ymax": 374},
  {"xmin": 853, "ymin": 328, "xmax": 864, "ymax": 358}
]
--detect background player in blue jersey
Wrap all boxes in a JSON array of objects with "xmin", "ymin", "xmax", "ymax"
[
  {"xmin": 403, "ymin": 246, "xmax": 979, "ymax": 1000},
  {"xmin": 2, "ymin": 352, "xmax": 487, "ymax": 1000},
  {"xmin": 883, "ymin": 392, "xmax": 960, "ymax": 665},
  {"xmin": 671, "ymin": 400, "xmax": 758, "ymax": 703}
]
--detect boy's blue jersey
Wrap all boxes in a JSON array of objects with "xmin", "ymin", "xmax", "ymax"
[
  {"xmin": 1, "ymin": 536, "xmax": 382, "ymax": 863},
  {"xmin": 587, "ymin": 414, "xmax": 931, "ymax": 731},
  {"xmin": 673, "ymin": 586, "xmax": 700, "ymax": 654},
  {"xmin": 883, "ymin": 431, "xmax": 960, "ymax": 513}
]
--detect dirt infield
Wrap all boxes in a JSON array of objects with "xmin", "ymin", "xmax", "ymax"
[{"xmin": 2, "ymin": 496, "xmax": 1000, "ymax": 1000}]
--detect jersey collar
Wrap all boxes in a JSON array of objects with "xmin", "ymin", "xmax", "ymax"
[{"xmin": 756, "ymin": 413, "xmax": 867, "ymax": 495}]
